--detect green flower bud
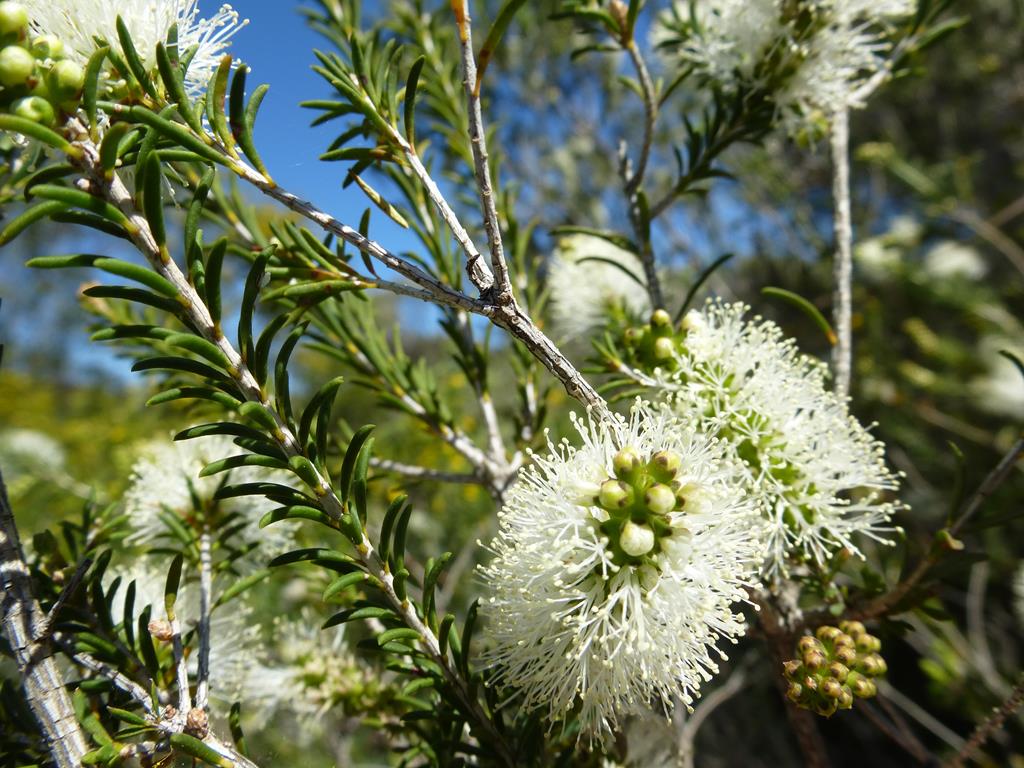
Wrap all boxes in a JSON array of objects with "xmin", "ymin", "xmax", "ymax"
[
  {"xmin": 814, "ymin": 699, "xmax": 838, "ymax": 718},
  {"xmin": 782, "ymin": 660, "xmax": 802, "ymax": 680},
  {"xmin": 0, "ymin": 44, "xmax": 34, "ymax": 86},
  {"xmin": 653, "ymin": 336, "xmax": 675, "ymax": 360},
  {"xmin": 644, "ymin": 484, "xmax": 676, "ymax": 515},
  {"xmin": 802, "ymin": 675, "xmax": 818, "ymax": 691},
  {"xmin": 30, "ymin": 35, "xmax": 64, "ymax": 60},
  {"xmin": 839, "ymin": 620, "xmax": 866, "ymax": 639},
  {"xmin": 797, "ymin": 635, "xmax": 823, "ymax": 657},
  {"xmin": 612, "ymin": 446, "xmax": 642, "ymax": 477},
  {"xmin": 620, "ymin": 521, "xmax": 655, "ymax": 557},
  {"xmin": 785, "ymin": 682, "xmax": 802, "ymax": 702},
  {"xmin": 838, "ymin": 689, "xmax": 854, "ymax": 710},
  {"xmin": 650, "ymin": 308, "xmax": 672, "ymax": 328},
  {"xmin": 847, "ymin": 672, "xmax": 876, "ymax": 698},
  {"xmin": 821, "ymin": 679, "xmax": 843, "ymax": 699},
  {"xmin": 828, "ymin": 662, "xmax": 849, "ymax": 683},
  {"xmin": 11, "ymin": 95, "xmax": 54, "ymax": 125},
  {"xmin": 816, "ymin": 625, "xmax": 841, "ymax": 643},
  {"xmin": 0, "ymin": 3, "xmax": 28, "ymax": 37},
  {"xmin": 855, "ymin": 633, "xmax": 881, "ymax": 654},
  {"xmin": 803, "ymin": 651, "xmax": 826, "ymax": 671},
  {"xmin": 859, "ymin": 653, "xmax": 887, "ymax": 677},
  {"xmin": 623, "ymin": 327, "xmax": 641, "ymax": 346},
  {"xmin": 598, "ymin": 479, "xmax": 632, "ymax": 510},
  {"xmin": 46, "ymin": 59, "xmax": 84, "ymax": 102},
  {"xmin": 650, "ymin": 450, "xmax": 682, "ymax": 479},
  {"xmin": 833, "ymin": 632, "xmax": 855, "ymax": 649},
  {"xmin": 834, "ymin": 645, "xmax": 857, "ymax": 665}
]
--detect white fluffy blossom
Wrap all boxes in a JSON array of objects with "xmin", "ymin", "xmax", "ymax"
[
  {"xmin": 923, "ymin": 241, "xmax": 988, "ymax": 281},
  {"xmin": 548, "ymin": 234, "xmax": 652, "ymax": 339},
  {"xmin": 22, "ymin": 0, "xmax": 245, "ymax": 93},
  {"xmin": 665, "ymin": 301, "xmax": 902, "ymax": 578},
  {"xmin": 123, "ymin": 434, "xmax": 295, "ymax": 566},
  {"xmin": 479, "ymin": 403, "xmax": 760, "ymax": 743},
  {"xmin": 660, "ymin": 0, "xmax": 916, "ymax": 132}
]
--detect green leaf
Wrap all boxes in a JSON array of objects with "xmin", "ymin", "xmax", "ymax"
[
  {"xmin": 205, "ymin": 237, "xmax": 227, "ymax": 326},
  {"xmin": 0, "ymin": 201, "xmax": 69, "ymax": 245},
  {"xmin": 94, "ymin": 257, "xmax": 179, "ymax": 298},
  {"xmin": 82, "ymin": 285, "xmax": 181, "ymax": 314},
  {"xmin": 165, "ymin": 553, "xmax": 183, "ymax": 619},
  {"xmin": 206, "ymin": 55, "xmax": 237, "ymax": 157},
  {"xmin": 200, "ymin": 453, "xmax": 289, "ymax": 477},
  {"xmin": 238, "ymin": 401, "xmax": 279, "ymax": 433},
  {"xmin": 676, "ymin": 253, "xmax": 734, "ymax": 321},
  {"xmin": 322, "ymin": 605, "xmax": 394, "ymax": 628},
  {"xmin": 475, "ymin": 0, "xmax": 528, "ymax": 94},
  {"xmin": 169, "ymin": 733, "xmax": 232, "ymax": 768},
  {"xmin": 28, "ymin": 184, "xmax": 130, "ymax": 228},
  {"xmin": 0, "ymin": 114, "xmax": 78, "ymax": 156},
  {"xmin": 761, "ymin": 287, "xmax": 837, "ymax": 346},
  {"xmin": 378, "ymin": 495, "xmax": 407, "ymax": 566},
  {"xmin": 339, "ymin": 424, "xmax": 375, "ymax": 503},
  {"xmin": 239, "ymin": 251, "xmax": 271, "ymax": 363},
  {"xmin": 377, "ymin": 627, "xmax": 421, "ymax": 647},
  {"xmin": 403, "ymin": 56, "xmax": 424, "ymax": 144},
  {"xmin": 229, "ymin": 702, "xmax": 248, "ymax": 757},
  {"xmin": 213, "ymin": 569, "xmax": 270, "ymax": 608},
  {"xmin": 323, "ymin": 570, "xmax": 370, "ymax": 601},
  {"xmin": 164, "ymin": 333, "xmax": 231, "ymax": 370},
  {"xmin": 117, "ymin": 16, "xmax": 157, "ymax": 97},
  {"xmin": 83, "ymin": 47, "xmax": 110, "ymax": 135},
  {"xmin": 99, "ymin": 122, "xmax": 132, "ymax": 178},
  {"xmin": 175, "ymin": 422, "xmax": 270, "ymax": 443},
  {"xmin": 156, "ymin": 41, "xmax": 204, "ymax": 135},
  {"xmin": 142, "ymin": 152, "xmax": 167, "ymax": 248},
  {"xmin": 240, "ymin": 82, "xmax": 272, "ymax": 180},
  {"xmin": 122, "ymin": 104, "xmax": 228, "ymax": 166},
  {"xmin": 259, "ymin": 505, "xmax": 333, "ymax": 529}
]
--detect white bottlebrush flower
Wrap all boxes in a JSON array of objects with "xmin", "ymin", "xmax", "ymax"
[
  {"xmin": 923, "ymin": 240, "xmax": 988, "ymax": 281},
  {"xmin": 854, "ymin": 237, "xmax": 901, "ymax": 280},
  {"xmin": 548, "ymin": 234, "xmax": 652, "ymax": 339},
  {"xmin": 969, "ymin": 337, "xmax": 1024, "ymax": 421},
  {"xmin": 21, "ymin": 0, "xmax": 245, "ymax": 94},
  {"xmin": 123, "ymin": 433, "xmax": 295, "ymax": 566},
  {"xmin": 658, "ymin": 0, "xmax": 916, "ymax": 132},
  {"xmin": 664, "ymin": 301, "xmax": 902, "ymax": 578},
  {"xmin": 479, "ymin": 403, "xmax": 760, "ymax": 743}
]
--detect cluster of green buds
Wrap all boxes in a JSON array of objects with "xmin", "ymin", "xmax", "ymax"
[
  {"xmin": 783, "ymin": 621, "xmax": 888, "ymax": 717},
  {"xmin": 0, "ymin": 2, "xmax": 83, "ymax": 127},
  {"xmin": 620, "ymin": 308, "xmax": 703, "ymax": 373},
  {"xmin": 581, "ymin": 445, "xmax": 690, "ymax": 567}
]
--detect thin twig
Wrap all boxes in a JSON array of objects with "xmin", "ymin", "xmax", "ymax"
[
  {"xmin": 55, "ymin": 636, "xmax": 156, "ymax": 717},
  {"xmin": 877, "ymin": 681, "xmax": 966, "ymax": 750},
  {"xmin": 370, "ymin": 457, "xmax": 482, "ymax": 485},
  {"xmin": 858, "ymin": 699, "xmax": 931, "ymax": 764},
  {"xmin": 946, "ymin": 672, "xmax": 1024, "ymax": 768},
  {"xmin": 0, "ymin": 469, "xmax": 89, "ymax": 768},
  {"xmin": 830, "ymin": 108, "xmax": 854, "ymax": 398},
  {"xmin": 454, "ymin": 0, "xmax": 513, "ymax": 303},
  {"xmin": 194, "ymin": 531, "xmax": 213, "ymax": 712},
  {"xmin": 678, "ymin": 664, "xmax": 749, "ymax": 768}
]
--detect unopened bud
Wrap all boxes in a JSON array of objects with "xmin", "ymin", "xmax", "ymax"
[
  {"xmin": 782, "ymin": 660, "xmax": 802, "ymax": 680},
  {"xmin": 650, "ymin": 450, "xmax": 682, "ymax": 479},
  {"xmin": 30, "ymin": 35, "xmax": 63, "ymax": 59},
  {"xmin": 653, "ymin": 336, "xmax": 675, "ymax": 361},
  {"xmin": 814, "ymin": 699, "xmax": 839, "ymax": 718},
  {"xmin": 856, "ymin": 634, "xmax": 881, "ymax": 654},
  {"xmin": 613, "ymin": 447, "xmax": 642, "ymax": 477},
  {"xmin": 839, "ymin": 620, "xmax": 866, "ymax": 638},
  {"xmin": 623, "ymin": 327, "xmax": 641, "ymax": 346},
  {"xmin": 803, "ymin": 651, "xmax": 826, "ymax": 671},
  {"xmin": 859, "ymin": 653, "xmax": 887, "ymax": 677},
  {"xmin": 838, "ymin": 689, "xmax": 854, "ymax": 710},
  {"xmin": 46, "ymin": 59, "xmax": 83, "ymax": 101},
  {"xmin": 785, "ymin": 682, "xmax": 802, "ymax": 702},
  {"xmin": 797, "ymin": 635, "xmax": 822, "ymax": 656},
  {"xmin": 650, "ymin": 308, "xmax": 671, "ymax": 328},
  {"xmin": 821, "ymin": 679, "xmax": 843, "ymax": 699},
  {"xmin": 816, "ymin": 625, "xmax": 841, "ymax": 643},
  {"xmin": 847, "ymin": 672, "xmax": 874, "ymax": 698},
  {"xmin": 11, "ymin": 95, "xmax": 54, "ymax": 126},
  {"xmin": 0, "ymin": 44, "xmax": 35, "ymax": 86},
  {"xmin": 148, "ymin": 619, "xmax": 173, "ymax": 642},
  {"xmin": 833, "ymin": 632, "xmax": 855, "ymax": 649},
  {"xmin": 0, "ymin": 3, "xmax": 28, "ymax": 36},
  {"xmin": 599, "ymin": 479, "xmax": 632, "ymax": 510},
  {"xmin": 834, "ymin": 645, "xmax": 857, "ymax": 665},
  {"xmin": 620, "ymin": 521, "xmax": 656, "ymax": 557},
  {"xmin": 644, "ymin": 484, "xmax": 676, "ymax": 515},
  {"xmin": 828, "ymin": 662, "xmax": 849, "ymax": 683}
]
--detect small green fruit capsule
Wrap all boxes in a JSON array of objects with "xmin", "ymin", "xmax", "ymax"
[
  {"xmin": 0, "ymin": 44, "xmax": 34, "ymax": 86},
  {"xmin": 839, "ymin": 620, "xmax": 866, "ymax": 639},
  {"xmin": 11, "ymin": 95, "xmax": 55, "ymax": 125},
  {"xmin": 598, "ymin": 479, "xmax": 632, "ymax": 510},
  {"xmin": 833, "ymin": 632, "xmax": 855, "ymax": 649},
  {"xmin": 803, "ymin": 651, "xmax": 826, "ymax": 671},
  {"xmin": 46, "ymin": 59, "xmax": 84, "ymax": 101},
  {"xmin": 829, "ymin": 662, "xmax": 849, "ymax": 683},
  {"xmin": 821, "ymin": 679, "xmax": 843, "ymax": 699},
  {"xmin": 612, "ymin": 447, "xmax": 642, "ymax": 477},
  {"xmin": 0, "ymin": 3, "xmax": 28, "ymax": 36},
  {"xmin": 797, "ymin": 635, "xmax": 822, "ymax": 657},
  {"xmin": 846, "ymin": 672, "xmax": 871, "ymax": 698},
  {"xmin": 623, "ymin": 326, "xmax": 642, "ymax": 346},
  {"xmin": 856, "ymin": 633, "xmax": 881, "ymax": 654},
  {"xmin": 651, "ymin": 450, "xmax": 682, "ymax": 479},
  {"xmin": 30, "ymin": 34, "xmax": 64, "ymax": 60},
  {"xmin": 835, "ymin": 645, "xmax": 857, "ymax": 665},
  {"xmin": 860, "ymin": 653, "xmax": 887, "ymax": 677},
  {"xmin": 650, "ymin": 308, "xmax": 671, "ymax": 328},
  {"xmin": 838, "ymin": 688, "xmax": 854, "ymax": 709},
  {"xmin": 815, "ymin": 625, "xmax": 841, "ymax": 643},
  {"xmin": 814, "ymin": 699, "xmax": 839, "ymax": 718},
  {"xmin": 620, "ymin": 521, "xmax": 656, "ymax": 557},
  {"xmin": 785, "ymin": 682, "xmax": 802, "ymax": 702},
  {"xmin": 653, "ymin": 336, "xmax": 675, "ymax": 360},
  {"xmin": 644, "ymin": 484, "xmax": 676, "ymax": 515}
]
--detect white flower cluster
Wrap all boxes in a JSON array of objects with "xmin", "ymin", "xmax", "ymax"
[
  {"xmin": 661, "ymin": 0, "xmax": 916, "ymax": 132},
  {"xmin": 21, "ymin": 0, "xmax": 244, "ymax": 93},
  {"xmin": 547, "ymin": 234, "xmax": 652, "ymax": 339},
  {"xmin": 123, "ymin": 433, "xmax": 295, "ymax": 566},
  {"xmin": 667, "ymin": 301, "xmax": 901, "ymax": 577},
  {"xmin": 479, "ymin": 404, "xmax": 760, "ymax": 743}
]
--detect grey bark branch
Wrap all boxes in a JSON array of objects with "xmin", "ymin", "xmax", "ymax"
[
  {"xmin": 454, "ymin": 1, "xmax": 513, "ymax": 303},
  {"xmin": 0, "ymin": 468, "xmax": 89, "ymax": 768},
  {"xmin": 830, "ymin": 108, "xmax": 853, "ymax": 398},
  {"xmin": 67, "ymin": 125, "xmax": 517, "ymax": 767},
  {"xmin": 194, "ymin": 531, "xmax": 213, "ymax": 712}
]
